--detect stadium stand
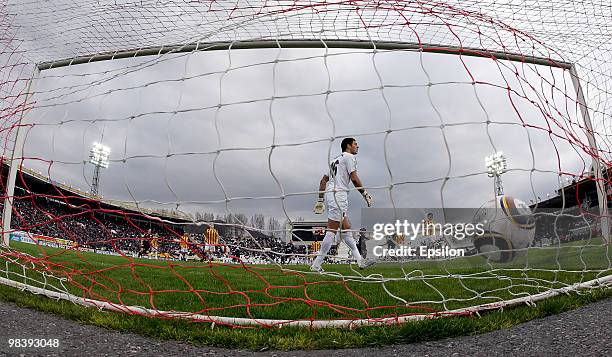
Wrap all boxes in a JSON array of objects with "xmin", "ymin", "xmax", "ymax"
[{"xmin": 0, "ymin": 161, "xmax": 307, "ymax": 263}]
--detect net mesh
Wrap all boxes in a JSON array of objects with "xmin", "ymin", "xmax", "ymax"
[{"xmin": 0, "ymin": 0, "xmax": 611, "ymax": 328}]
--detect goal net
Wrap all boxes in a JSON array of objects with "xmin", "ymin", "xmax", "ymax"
[{"xmin": 0, "ymin": 0, "xmax": 610, "ymax": 328}]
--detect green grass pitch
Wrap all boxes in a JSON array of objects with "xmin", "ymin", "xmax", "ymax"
[
  {"xmin": 3, "ymin": 238, "xmax": 610, "ymax": 322},
  {"xmin": 0, "ymin": 238, "xmax": 610, "ymax": 349}
]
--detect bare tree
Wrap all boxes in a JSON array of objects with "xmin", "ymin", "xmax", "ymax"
[
  {"xmin": 267, "ymin": 217, "xmax": 281, "ymax": 238},
  {"xmin": 234, "ymin": 213, "xmax": 248, "ymax": 238},
  {"xmin": 224, "ymin": 213, "xmax": 236, "ymax": 237},
  {"xmin": 203, "ymin": 212, "xmax": 215, "ymax": 223},
  {"xmin": 250, "ymin": 213, "xmax": 266, "ymax": 231}
]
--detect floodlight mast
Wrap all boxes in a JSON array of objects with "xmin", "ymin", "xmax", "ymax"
[
  {"xmin": 89, "ymin": 143, "xmax": 110, "ymax": 196},
  {"xmin": 486, "ymin": 152, "xmax": 507, "ymax": 196}
]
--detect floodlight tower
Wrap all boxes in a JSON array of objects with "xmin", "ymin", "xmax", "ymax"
[
  {"xmin": 89, "ymin": 142, "xmax": 110, "ymax": 196},
  {"xmin": 485, "ymin": 152, "xmax": 507, "ymax": 196}
]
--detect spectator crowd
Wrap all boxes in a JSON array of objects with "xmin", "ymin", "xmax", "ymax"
[{"xmin": 2, "ymin": 187, "xmax": 307, "ymax": 264}]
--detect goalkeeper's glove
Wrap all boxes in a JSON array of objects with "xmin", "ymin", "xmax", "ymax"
[
  {"xmin": 361, "ymin": 190, "xmax": 373, "ymax": 207},
  {"xmin": 313, "ymin": 198, "xmax": 325, "ymax": 214}
]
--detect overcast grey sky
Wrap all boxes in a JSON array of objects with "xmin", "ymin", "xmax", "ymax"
[{"xmin": 17, "ymin": 46, "xmax": 594, "ymax": 229}]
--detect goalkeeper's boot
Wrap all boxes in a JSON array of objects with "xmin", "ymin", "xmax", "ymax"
[
  {"xmin": 358, "ymin": 259, "xmax": 375, "ymax": 270},
  {"xmin": 310, "ymin": 264, "xmax": 324, "ymax": 273}
]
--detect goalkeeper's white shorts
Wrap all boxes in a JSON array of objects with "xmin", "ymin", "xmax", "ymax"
[{"xmin": 325, "ymin": 191, "xmax": 348, "ymax": 222}]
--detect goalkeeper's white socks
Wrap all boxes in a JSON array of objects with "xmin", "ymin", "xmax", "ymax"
[
  {"xmin": 341, "ymin": 232, "xmax": 374, "ymax": 269},
  {"xmin": 341, "ymin": 232, "xmax": 363, "ymax": 265},
  {"xmin": 311, "ymin": 231, "xmax": 335, "ymax": 269}
]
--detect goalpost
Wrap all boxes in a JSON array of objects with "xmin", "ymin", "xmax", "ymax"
[{"xmin": 0, "ymin": 0, "xmax": 611, "ymax": 328}]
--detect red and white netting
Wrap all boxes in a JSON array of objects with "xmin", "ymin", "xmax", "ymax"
[{"xmin": 0, "ymin": 1, "xmax": 610, "ymax": 328}]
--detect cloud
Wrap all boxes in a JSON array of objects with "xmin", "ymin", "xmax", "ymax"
[{"xmin": 18, "ymin": 47, "xmax": 596, "ymax": 230}]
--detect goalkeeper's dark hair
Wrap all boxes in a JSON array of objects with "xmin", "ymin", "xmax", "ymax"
[{"xmin": 341, "ymin": 137, "xmax": 356, "ymax": 151}]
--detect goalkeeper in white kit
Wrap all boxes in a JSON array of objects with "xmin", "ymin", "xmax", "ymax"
[{"xmin": 311, "ymin": 137, "xmax": 374, "ymax": 272}]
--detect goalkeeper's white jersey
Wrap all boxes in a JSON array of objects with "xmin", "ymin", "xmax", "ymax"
[{"xmin": 326, "ymin": 152, "xmax": 357, "ymax": 192}]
